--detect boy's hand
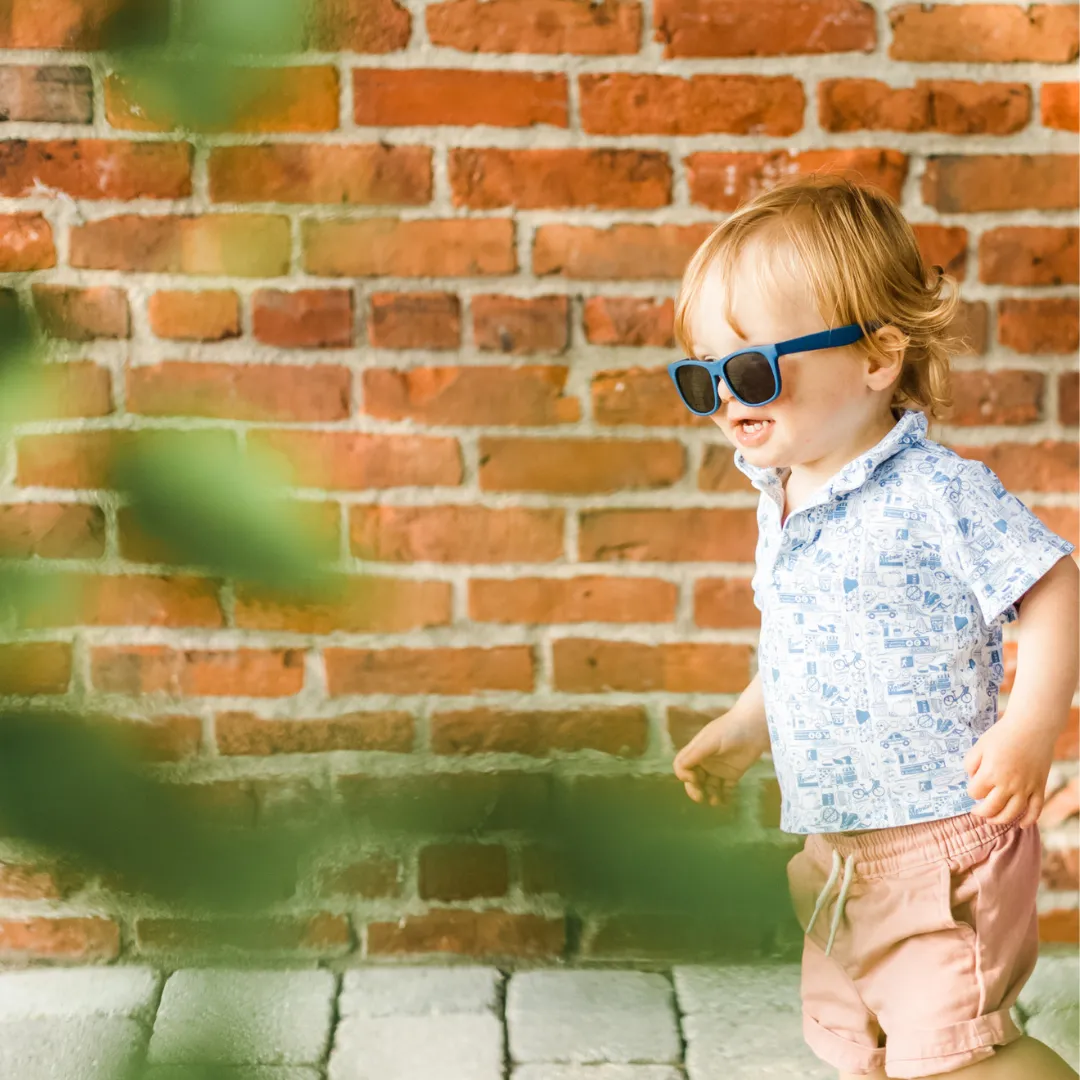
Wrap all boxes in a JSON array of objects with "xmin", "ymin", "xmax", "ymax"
[
  {"xmin": 673, "ymin": 714, "xmax": 770, "ymax": 808},
  {"xmin": 964, "ymin": 715, "xmax": 1055, "ymax": 828}
]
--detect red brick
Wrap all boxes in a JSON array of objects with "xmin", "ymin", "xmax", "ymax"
[
  {"xmin": 305, "ymin": 217, "xmax": 515, "ymax": 277},
  {"xmin": 106, "ymin": 67, "xmax": 340, "ymax": 133},
  {"xmin": 426, "ymin": 0, "xmax": 641, "ymax": 54},
  {"xmin": 319, "ymin": 856, "xmax": 402, "ymax": 898},
  {"xmin": 1055, "ymin": 706, "xmax": 1080, "ymax": 759},
  {"xmin": 923, "ymin": 155, "xmax": 1079, "ymax": 212},
  {"xmin": 368, "ymin": 292, "xmax": 460, "ymax": 349},
  {"xmin": 534, "ymin": 223, "xmax": 711, "ymax": 280},
  {"xmin": 580, "ymin": 73, "xmax": 803, "ymax": 135},
  {"xmin": 450, "ymin": 148, "xmax": 672, "ymax": 210},
  {"xmin": 699, "ymin": 446, "xmax": 762, "ymax": 491},
  {"xmin": 148, "ymin": 290, "xmax": 240, "ymax": 341},
  {"xmin": 363, "ymin": 366, "xmax": 579, "ymax": 426},
  {"xmin": 1039, "ymin": 909, "xmax": 1079, "ymax": 944},
  {"xmin": 253, "ymin": 289, "xmax": 354, "ymax": 348},
  {"xmin": 32, "ymin": 284, "xmax": 128, "ymax": 341},
  {"xmin": 998, "ymin": 297, "xmax": 1079, "ymax": 354},
  {"xmin": 979, "ymin": 228, "xmax": 1079, "ymax": 286},
  {"xmin": 216, "ymin": 710, "xmax": 413, "ymax": 755},
  {"xmin": 687, "ymin": 148, "xmax": 908, "ymax": 210},
  {"xmin": 0, "ymin": 862, "xmax": 82, "ymax": 900},
  {"xmin": 889, "ymin": 4, "xmax": 1079, "ymax": 63},
  {"xmin": 0, "ymin": 0, "xmax": 168, "ymax": 49},
  {"xmin": 911, "ymin": 224, "xmax": 968, "ymax": 281},
  {"xmin": 324, "ymin": 646, "xmax": 534, "ymax": 695},
  {"xmin": 479, "ymin": 437, "xmax": 684, "ymax": 493},
  {"xmin": 1042, "ymin": 848, "xmax": 1079, "ymax": 891},
  {"xmin": 585, "ymin": 300, "xmax": 675, "ymax": 348},
  {"xmin": 91, "ymin": 646, "xmax": 306, "ymax": 697},
  {"xmin": 309, "ymin": 0, "xmax": 411, "ymax": 51},
  {"xmin": 0, "ymin": 917, "xmax": 119, "ymax": 961},
  {"xmin": 209, "ymin": 144, "xmax": 431, "ymax": 205},
  {"xmin": 950, "ymin": 300, "xmax": 990, "ymax": 356},
  {"xmin": 71, "ymin": 214, "xmax": 291, "ymax": 276},
  {"xmin": 473, "ymin": 295, "xmax": 569, "ymax": 354},
  {"xmin": 136, "ymin": 914, "xmax": 351, "ymax": 954},
  {"xmin": 667, "ymin": 705, "xmax": 720, "ymax": 750},
  {"xmin": 1060, "ymin": 372, "xmax": 1079, "ymax": 426},
  {"xmin": 419, "ymin": 843, "xmax": 509, "ymax": 900},
  {"xmin": 431, "ymin": 706, "xmax": 648, "ymax": 756},
  {"xmin": 948, "ymin": 370, "xmax": 1044, "ymax": 426},
  {"xmin": 354, "ymin": 69, "xmax": 568, "ymax": 127},
  {"xmin": 127, "ymin": 362, "xmax": 351, "ymax": 422},
  {"xmin": 0, "ymin": 503, "xmax": 104, "ymax": 558},
  {"xmin": 251, "ymin": 430, "xmax": 461, "ymax": 489},
  {"xmin": 694, "ymin": 578, "xmax": 760, "ymax": 628},
  {"xmin": 470, "ymin": 576, "xmax": 678, "ymax": 624},
  {"xmin": 114, "ymin": 715, "xmax": 203, "ymax": 763},
  {"xmin": 592, "ymin": 367, "xmax": 709, "ymax": 426},
  {"xmin": 1036, "ymin": 507, "xmax": 1079, "ymax": 549},
  {"xmin": 954, "ymin": 442, "xmax": 1078, "ymax": 493},
  {"xmin": 0, "ymin": 213, "xmax": 54, "ymax": 270},
  {"xmin": 579, "ymin": 509, "xmax": 758, "ymax": 562},
  {"xmin": 1041, "ymin": 777, "xmax": 1079, "ymax": 827},
  {"xmin": 819, "ymin": 79, "xmax": 1030, "ymax": 134},
  {"xmin": 20, "ymin": 361, "xmax": 112, "ymax": 420},
  {"xmin": 0, "ymin": 64, "xmax": 92, "ymax": 122},
  {"xmin": 351, "ymin": 505, "xmax": 564, "ymax": 563},
  {"xmin": 368, "ymin": 909, "xmax": 565, "ymax": 958},
  {"xmin": 1042, "ymin": 82, "xmax": 1079, "ymax": 132},
  {"xmin": 233, "ymin": 575, "xmax": 451, "ymax": 633},
  {"xmin": 0, "ymin": 642, "xmax": 72, "ymax": 694},
  {"xmin": 655, "ymin": 0, "xmax": 874, "ymax": 56},
  {"xmin": 0, "ymin": 139, "xmax": 190, "ymax": 199},
  {"xmin": 553, "ymin": 639, "xmax": 751, "ymax": 693}
]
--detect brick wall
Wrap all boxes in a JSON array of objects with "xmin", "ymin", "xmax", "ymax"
[{"xmin": 0, "ymin": 0, "xmax": 1076, "ymax": 965}]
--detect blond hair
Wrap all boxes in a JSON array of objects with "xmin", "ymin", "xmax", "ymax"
[{"xmin": 673, "ymin": 174, "xmax": 960, "ymax": 419}]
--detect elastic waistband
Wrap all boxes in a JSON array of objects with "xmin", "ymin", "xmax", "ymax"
[{"xmin": 807, "ymin": 812, "xmax": 1015, "ymax": 877}]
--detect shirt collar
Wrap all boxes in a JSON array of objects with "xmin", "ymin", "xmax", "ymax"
[{"xmin": 733, "ymin": 409, "xmax": 929, "ymax": 501}]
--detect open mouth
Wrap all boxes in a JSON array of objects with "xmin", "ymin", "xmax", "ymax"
[{"xmin": 732, "ymin": 417, "xmax": 774, "ymax": 446}]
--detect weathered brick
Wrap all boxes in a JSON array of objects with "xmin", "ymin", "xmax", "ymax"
[
  {"xmin": 319, "ymin": 856, "xmax": 402, "ymax": 898},
  {"xmin": 473, "ymin": 295, "xmax": 569, "ymax": 354},
  {"xmin": 911, "ymin": 224, "xmax": 968, "ymax": 281},
  {"xmin": 305, "ymin": 218, "xmax": 516, "ymax": 277},
  {"xmin": 0, "ymin": 641, "xmax": 72, "ymax": 695},
  {"xmin": 136, "ymin": 914, "xmax": 350, "ymax": 954},
  {"xmin": 216, "ymin": 710, "xmax": 414, "ymax": 755},
  {"xmin": 534, "ymin": 223, "xmax": 711, "ymax": 279},
  {"xmin": 688, "ymin": 148, "xmax": 908, "ymax": 210},
  {"xmin": 1041, "ymin": 777, "xmax": 1079, "ymax": 827},
  {"xmin": 819, "ymin": 79, "xmax": 1030, "ymax": 134},
  {"xmin": 324, "ymin": 646, "xmax": 534, "ymax": 695},
  {"xmin": 579, "ymin": 508, "xmax": 758, "ymax": 562},
  {"xmin": 654, "ymin": 0, "xmax": 875, "ymax": 56},
  {"xmin": 430, "ymin": 706, "xmax": 648, "ymax": 756},
  {"xmin": 91, "ymin": 646, "xmax": 306, "ymax": 696},
  {"xmin": 351, "ymin": 505, "xmax": 565, "ymax": 563},
  {"xmin": 0, "ymin": 918, "xmax": 119, "ymax": 962},
  {"xmin": 368, "ymin": 292, "xmax": 460, "ymax": 349},
  {"xmin": 419, "ymin": 844, "xmax": 509, "ymax": 900},
  {"xmin": 368, "ymin": 909, "xmax": 565, "ymax": 958},
  {"xmin": 889, "ymin": 4, "xmax": 1079, "ymax": 63},
  {"xmin": 950, "ymin": 300, "xmax": 990, "ymax": 356},
  {"xmin": 979, "ymin": 227, "xmax": 1079, "ymax": 286},
  {"xmin": 309, "ymin": 0, "xmax": 411, "ymax": 51},
  {"xmin": 998, "ymin": 298, "xmax": 1079, "ymax": 354},
  {"xmin": 0, "ymin": 64, "xmax": 93, "ymax": 122},
  {"xmin": 955, "ymin": 442, "xmax": 1078, "ymax": 492},
  {"xmin": 1054, "ymin": 706, "xmax": 1080, "ymax": 759},
  {"xmin": 699, "ymin": 446, "xmax": 762, "ymax": 492},
  {"xmin": 363, "ymin": 366, "xmax": 579, "ymax": 425},
  {"xmin": 0, "ymin": 861, "xmax": 83, "ymax": 900},
  {"xmin": 17, "ymin": 361, "xmax": 111, "ymax": 420},
  {"xmin": 580, "ymin": 73, "xmax": 803, "ymax": 135},
  {"xmin": 209, "ymin": 144, "xmax": 431, "ymax": 205},
  {"xmin": 426, "ymin": 0, "xmax": 641, "ymax": 54},
  {"xmin": 253, "ymin": 288, "xmax": 354, "ymax": 348},
  {"xmin": 923, "ymin": 155, "xmax": 1079, "ymax": 212},
  {"xmin": 948, "ymin": 370, "xmax": 1044, "ymax": 426},
  {"xmin": 0, "ymin": 213, "xmax": 54, "ymax": 270},
  {"xmin": 592, "ymin": 367, "xmax": 709, "ymax": 427},
  {"xmin": 585, "ymin": 299, "xmax": 675, "ymax": 347},
  {"xmin": 694, "ymin": 578, "xmax": 760, "ymax": 628},
  {"xmin": 0, "ymin": 502, "xmax": 105, "ymax": 558},
  {"xmin": 667, "ymin": 705, "xmax": 719, "ymax": 750},
  {"xmin": 114, "ymin": 714, "xmax": 203, "ymax": 762},
  {"xmin": 354, "ymin": 69, "xmax": 568, "ymax": 127},
  {"xmin": 249, "ymin": 430, "xmax": 461, "ymax": 489},
  {"xmin": 32, "ymin": 285, "xmax": 128, "ymax": 341},
  {"xmin": 469, "ymin": 576, "xmax": 678, "ymax": 623},
  {"xmin": 71, "ymin": 214, "xmax": 291, "ymax": 276},
  {"xmin": 0, "ymin": 0, "xmax": 168, "ymax": 49},
  {"xmin": 1042, "ymin": 849, "xmax": 1079, "ymax": 892},
  {"xmin": 128, "ymin": 362, "xmax": 351, "ymax": 422},
  {"xmin": 1039, "ymin": 910, "xmax": 1079, "ymax": 944},
  {"xmin": 1060, "ymin": 372, "xmax": 1079, "ymax": 426},
  {"xmin": 450, "ymin": 148, "xmax": 672, "ymax": 210},
  {"xmin": 553, "ymin": 639, "xmax": 751, "ymax": 693},
  {"xmin": 1042, "ymin": 82, "xmax": 1079, "ymax": 132},
  {"xmin": 148, "ymin": 290, "xmax": 240, "ymax": 341},
  {"xmin": 0, "ymin": 139, "xmax": 190, "ymax": 199}
]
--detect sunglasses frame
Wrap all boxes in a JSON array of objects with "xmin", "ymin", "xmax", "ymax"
[{"xmin": 668, "ymin": 321, "xmax": 881, "ymax": 415}]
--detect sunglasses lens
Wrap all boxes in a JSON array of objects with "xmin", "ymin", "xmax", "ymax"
[
  {"xmin": 675, "ymin": 365, "xmax": 717, "ymax": 413},
  {"xmin": 724, "ymin": 351, "xmax": 776, "ymax": 405}
]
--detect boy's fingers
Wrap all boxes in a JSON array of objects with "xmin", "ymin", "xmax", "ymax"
[
  {"xmin": 1018, "ymin": 794, "xmax": 1042, "ymax": 829},
  {"xmin": 973, "ymin": 786, "xmax": 1009, "ymax": 821},
  {"xmin": 966, "ymin": 772, "xmax": 992, "ymax": 800},
  {"xmin": 986, "ymin": 792, "xmax": 1026, "ymax": 827},
  {"xmin": 683, "ymin": 780, "xmax": 704, "ymax": 804}
]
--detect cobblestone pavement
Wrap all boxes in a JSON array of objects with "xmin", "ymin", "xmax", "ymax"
[{"xmin": 0, "ymin": 957, "xmax": 1076, "ymax": 1079}]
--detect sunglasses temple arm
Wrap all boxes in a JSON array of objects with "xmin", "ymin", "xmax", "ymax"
[{"xmin": 775, "ymin": 321, "xmax": 880, "ymax": 357}]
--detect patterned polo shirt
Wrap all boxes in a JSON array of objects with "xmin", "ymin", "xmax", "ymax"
[{"xmin": 736, "ymin": 409, "xmax": 1074, "ymax": 834}]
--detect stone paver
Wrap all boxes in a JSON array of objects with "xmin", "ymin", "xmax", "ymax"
[
  {"xmin": 148, "ymin": 969, "xmax": 335, "ymax": 1066},
  {"xmin": 1019, "ymin": 953, "xmax": 1080, "ymax": 1017},
  {"xmin": 1026, "ymin": 1008, "xmax": 1080, "ymax": 1072},
  {"xmin": 508, "ymin": 971, "xmax": 681, "ymax": 1066},
  {"xmin": 513, "ymin": 1068, "xmax": 684, "ymax": 1079},
  {"xmin": 145, "ymin": 1070, "xmax": 322, "ymax": 1079},
  {"xmin": 339, "ymin": 966, "xmax": 500, "ymax": 1017},
  {"xmin": 0, "ymin": 1015, "xmax": 145, "ymax": 1080},
  {"xmin": 0, "ymin": 966, "xmax": 160, "ymax": 1021}
]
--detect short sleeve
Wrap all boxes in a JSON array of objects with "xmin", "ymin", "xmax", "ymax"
[{"xmin": 939, "ymin": 458, "xmax": 1075, "ymax": 625}]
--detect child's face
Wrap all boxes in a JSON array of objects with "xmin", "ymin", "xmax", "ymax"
[{"xmin": 688, "ymin": 236, "xmax": 888, "ymax": 472}]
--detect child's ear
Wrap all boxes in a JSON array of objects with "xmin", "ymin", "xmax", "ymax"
[{"xmin": 864, "ymin": 324, "xmax": 906, "ymax": 392}]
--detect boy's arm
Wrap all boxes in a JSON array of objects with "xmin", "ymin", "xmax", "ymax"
[{"xmin": 964, "ymin": 554, "xmax": 1079, "ymax": 827}]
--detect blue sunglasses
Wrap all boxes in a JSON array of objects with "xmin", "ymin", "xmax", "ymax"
[{"xmin": 668, "ymin": 321, "xmax": 880, "ymax": 415}]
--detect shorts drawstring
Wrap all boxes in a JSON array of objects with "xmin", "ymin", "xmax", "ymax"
[{"xmin": 805, "ymin": 849, "xmax": 856, "ymax": 957}]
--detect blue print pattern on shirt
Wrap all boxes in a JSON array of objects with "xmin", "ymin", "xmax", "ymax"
[{"xmin": 737, "ymin": 410, "xmax": 1074, "ymax": 835}]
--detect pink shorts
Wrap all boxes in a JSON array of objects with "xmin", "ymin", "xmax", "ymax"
[{"xmin": 786, "ymin": 812, "xmax": 1041, "ymax": 1078}]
